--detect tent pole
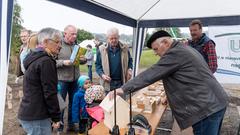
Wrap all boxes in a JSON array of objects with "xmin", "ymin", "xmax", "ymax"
[
  {"xmin": 0, "ymin": 0, "xmax": 14, "ymax": 134},
  {"xmin": 132, "ymin": 25, "xmax": 147, "ymax": 77}
]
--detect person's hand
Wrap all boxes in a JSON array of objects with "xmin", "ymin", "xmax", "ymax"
[
  {"xmin": 161, "ymin": 96, "xmax": 168, "ymax": 105},
  {"xmin": 101, "ymin": 74, "xmax": 111, "ymax": 82},
  {"xmin": 108, "ymin": 88, "xmax": 124, "ymax": 100},
  {"xmin": 63, "ymin": 60, "xmax": 72, "ymax": 66},
  {"xmin": 127, "ymin": 69, "xmax": 132, "ymax": 80},
  {"xmin": 80, "ymin": 55, "xmax": 86, "ymax": 59},
  {"xmin": 79, "ymin": 57, "xmax": 87, "ymax": 61},
  {"xmin": 79, "ymin": 55, "xmax": 87, "ymax": 64},
  {"xmin": 52, "ymin": 121, "xmax": 60, "ymax": 129}
]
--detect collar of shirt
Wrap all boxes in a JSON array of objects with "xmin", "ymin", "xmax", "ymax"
[{"xmin": 108, "ymin": 45, "xmax": 120, "ymax": 53}]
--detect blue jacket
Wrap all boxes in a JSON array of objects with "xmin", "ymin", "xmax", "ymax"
[{"xmin": 72, "ymin": 88, "xmax": 88, "ymax": 123}]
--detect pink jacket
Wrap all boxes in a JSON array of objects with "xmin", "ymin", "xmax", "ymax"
[{"xmin": 86, "ymin": 106, "xmax": 104, "ymax": 127}]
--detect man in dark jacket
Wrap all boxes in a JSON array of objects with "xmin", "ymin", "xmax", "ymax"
[
  {"xmin": 18, "ymin": 28, "xmax": 62, "ymax": 135},
  {"xmin": 109, "ymin": 30, "xmax": 228, "ymax": 135}
]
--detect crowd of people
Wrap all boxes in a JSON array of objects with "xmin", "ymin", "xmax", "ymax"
[
  {"xmin": 16, "ymin": 25, "xmax": 133, "ymax": 135},
  {"xmin": 16, "ymin": 19, "xmax": 227, "ymax": 135}
]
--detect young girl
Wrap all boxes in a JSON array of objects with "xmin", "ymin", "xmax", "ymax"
[
  {"xmin": 84, "ymin": 85, "xmax": 105, "ymax": 128},
  {"xmin": 72, "ymin": 75, "xmax": 91, "ymax": 135}
]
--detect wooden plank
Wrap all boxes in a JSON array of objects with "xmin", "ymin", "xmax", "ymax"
[
  {"xmin": 145, "ymin": 103, "xmax": 167, "ymax": 135},
  {"xmin": 89, "ymin": 87, "xmax": 167, "ymax": 135}
]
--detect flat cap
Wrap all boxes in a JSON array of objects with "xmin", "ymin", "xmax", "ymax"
[{"xmin": 147, "ymin": 30, "xmax": 171, "ymax": 48}]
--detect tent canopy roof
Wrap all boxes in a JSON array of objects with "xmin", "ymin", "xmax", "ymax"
[{"xmin": 49, "ymin": 0, "xmax": 240, "ymax": 27}]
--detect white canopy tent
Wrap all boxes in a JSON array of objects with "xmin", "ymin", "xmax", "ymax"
[
  {"xmin": 0, "ymin": 0, "xmax": 240, "ymax": 133},
  {"xmin": 48, "ymin": 0, "xmax": 240, "ymax": 27},
  {"xmin": 48, "ymin": 0, "xmax": 240, "ymax": 76}
]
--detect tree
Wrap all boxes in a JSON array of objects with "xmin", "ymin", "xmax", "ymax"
[
  {"xmin": 154, "ymin": 27, "xmax": 182, "ymax": 38},
  {"xmin": 10, "ymin": 0, "xmax": 23, "ymax": 56},
  {"xmin": 144, "ymin": 33, "xmax": 150, "ymax": 47},
  {"xmin": 76, "ymin": 29, "xmax": 94, "ymax": 43},
  {"xmin": 8, "ymin": 1, "xmax": 24, "ymax": 73}
]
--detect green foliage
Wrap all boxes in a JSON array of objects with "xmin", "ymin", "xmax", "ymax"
[
  {"xmin": 76, "ymin": 29, "xmax": 94, "ymax": 43},
  {"xmin": 144, "ymin": 33, "xmax": 150, "ymax": 47},
  {"xmin": 11, "ymin": 1, "xmax": 23, "ymax": 56},
  {"xmin": 139, "ymin": 49, "xmax": 159, "ymax": 68}
]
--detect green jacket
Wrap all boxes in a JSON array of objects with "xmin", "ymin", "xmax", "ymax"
[{"xmin": 56, "ymin": 41, "xmax": 80, "ymax": 81}]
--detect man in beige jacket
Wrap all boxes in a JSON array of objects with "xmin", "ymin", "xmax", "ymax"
[{"xmin": 95, "ymin": 27, "xmax": 133, "ymax": 94}]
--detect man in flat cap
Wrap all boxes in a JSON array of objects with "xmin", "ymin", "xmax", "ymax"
[{"xmin": 109, "ymin": 30, "xmax": 228, "ymax": 135}]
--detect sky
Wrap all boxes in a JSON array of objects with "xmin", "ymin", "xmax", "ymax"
[
  {"xmin": 18, "ymin": 0, "xmax": 193, "ymax": 35},
  {"xmin": 18, "ymin": 0, "xmax": 134, "ymax": 34}
]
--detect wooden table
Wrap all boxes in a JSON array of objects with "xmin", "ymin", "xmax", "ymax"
[{"xmin": 88, "ymin": 88, "xmax": 167, "ymax": 135}]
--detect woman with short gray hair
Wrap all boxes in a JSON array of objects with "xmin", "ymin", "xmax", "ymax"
[{"xmin": 18, "ymin": 27, "xmax": 62, "ymax": 135}]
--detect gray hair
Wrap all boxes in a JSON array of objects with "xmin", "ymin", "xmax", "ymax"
[
  {"xmin": 156, "ymin": 36, "xmax": 173, "ymax": 45},
  {"xmin": 38, "ymin": 28, "xmax": 62, "ymax": 44},
  {"xmin": 106, "ymin": 27, "xmax": 119, "ymax": 37},
  {"xmin": 64, "ymin": 25, "xmax": 76, "ymax": 32},
  {"xmin": 20, "ymin": 28, "xmax": 31, "ymax": 35}
]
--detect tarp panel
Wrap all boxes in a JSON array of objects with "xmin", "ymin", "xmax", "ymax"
[{"xmin": 48, "ymin": 0, "xmax": 136, "ymax": 27}]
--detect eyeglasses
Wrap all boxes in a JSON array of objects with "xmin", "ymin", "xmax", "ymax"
[{"xmin": 48, "ymin": 39, "xmax": 61, "ymax": 45}]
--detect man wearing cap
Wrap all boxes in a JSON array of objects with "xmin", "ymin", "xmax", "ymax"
[{"xmin": 109, "ymin": 30, "xmax": 228, "ymax": 135}]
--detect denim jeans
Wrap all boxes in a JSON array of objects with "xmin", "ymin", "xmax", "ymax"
[
  {"xmin": 58, "ymin": 80, "xmax": 78, "ymax": 127},
  {"xmin": 19, "ymin": 118, "xmax": 51, "ymax": 135},
  {"xmin": 192, "ymin": 107, "xmax": 226, "ymax": 135},
  {"xmin": 87, "ymin": 65, "xmax": 92, "ymax": 82}
]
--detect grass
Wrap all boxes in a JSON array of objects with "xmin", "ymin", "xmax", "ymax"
[
  {"xmin": 80, "ymin": 64, "xmax": 95, "ymax": 73},
  {"xmin": 139, "ymin": 49, "xmax": 160, "ymax": 68},
  {"xmin": 80, "ymin": 49, "xmax": 159, "ymax": 73}
]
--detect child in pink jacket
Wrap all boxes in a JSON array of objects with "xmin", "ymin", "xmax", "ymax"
[{"xmin": 84, "ymin": 85, "xmax": 105, "ymax": 128}]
